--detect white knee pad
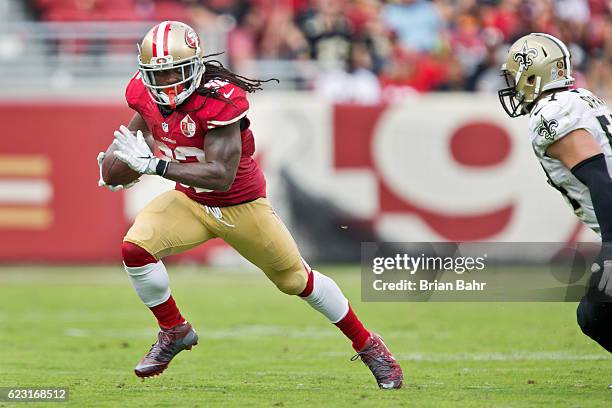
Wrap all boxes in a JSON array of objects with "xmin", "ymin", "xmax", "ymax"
[{"xmin": 124, "ymin": 261, "xmax": 171, "ymax": 307}]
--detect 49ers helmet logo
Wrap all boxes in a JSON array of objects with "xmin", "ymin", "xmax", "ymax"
[
  {"xmin": 180, "ymin": 114, "xmax": 197, "ymax": 137},
  {"xmin": 185, "ymin": 28, "xmax": 199, "ymax": 49}
]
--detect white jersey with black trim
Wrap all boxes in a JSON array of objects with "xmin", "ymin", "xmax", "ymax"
[{"xmin": 529, "ymin": 88, "xmax": 612, "ymax": 235}]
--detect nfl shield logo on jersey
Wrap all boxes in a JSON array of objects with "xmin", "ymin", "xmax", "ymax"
[
  {"xmin": 162, "ymin": 122, "xmax": 169, "ymax": 133},
  {"xmin": 180, "ymin": 115, "xmax": 196, "ymax": 137}
]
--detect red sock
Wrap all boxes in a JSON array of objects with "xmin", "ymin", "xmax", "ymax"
[
  {"xmin": 150, "ymin": 296, "xmax": 185, "ymax": 329},
  {"xmin": 335, "ymin": 305, "xmax": 371, "ymax": 351}
]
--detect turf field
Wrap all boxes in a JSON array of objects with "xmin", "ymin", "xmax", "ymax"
[{"xmin": 0, "ymin": 265, "xmax": 610, "ymax": 407}]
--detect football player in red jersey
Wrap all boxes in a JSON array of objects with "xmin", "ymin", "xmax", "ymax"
[{"xmin": 97, "ymin": 21, "xmax": 403, "ymax": 388}]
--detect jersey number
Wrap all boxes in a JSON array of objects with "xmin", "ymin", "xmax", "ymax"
[
  {"xmin": 544, "ymin": 114, "xmax": 612, "ymax": 215},
  {"xmin": 540, "ymin": 164, "xmax": 581, "ymax": 213},
  {"xmin": 156, "ymin": 142, "xmax": 212, "ymax": 193},
  {"xmin": 596, "ymin": 114, "xmax": 612, "ymax": 143}
]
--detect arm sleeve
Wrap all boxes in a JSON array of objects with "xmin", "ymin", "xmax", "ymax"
[{"xmin": 571, "ymin": 153, "xmax": 612, "ymax": 242}]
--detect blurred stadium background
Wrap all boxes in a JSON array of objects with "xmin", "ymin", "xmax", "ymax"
[
  {"xmin": 1, "ymin": 2, "xmax": 612, "ymax": 405},
  {"xmin": 0, "ymin": 0, "xmax": 610, "ymax": 264}
]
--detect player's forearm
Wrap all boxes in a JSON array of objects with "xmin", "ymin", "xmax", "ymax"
[
  {"xmin": 163, "ymin": 161, "xmax": 237, "ymax": 191},
  {"xmin": 572, "ymin": 154, "xmax": 612, "ymax": 242}
]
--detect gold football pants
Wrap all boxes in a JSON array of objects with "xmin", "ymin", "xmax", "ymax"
[{"xmin": 124, "ymin": 190, "xmax": 308, "ymax": 295}]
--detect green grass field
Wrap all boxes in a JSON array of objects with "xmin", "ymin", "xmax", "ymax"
[{"xmin": 0, "ymin": 265, "xmax": 610, "ymax": 407}]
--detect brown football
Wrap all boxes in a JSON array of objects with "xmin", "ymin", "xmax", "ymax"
[{"xmin": 102, "ymin": 145, "xmax": 141, "ymax": 186}]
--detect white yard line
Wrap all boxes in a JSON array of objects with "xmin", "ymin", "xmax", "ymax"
[
  {"xmin": 62, "ymin": 326, "xmax": 610, "ymax": 362},
  {"xmin": 321, "ymin": 351, "xmax": 610, "ymax": 361}
]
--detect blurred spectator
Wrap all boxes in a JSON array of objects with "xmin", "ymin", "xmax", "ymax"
[
  {"xmin": 554, "ymin": 0, "xmax": 590, "ymax": 25},
  {"xmin": 345, "ymin": 0, "xmax": 392, "ymax": 73},
  {"xmin": 467, "ymin": 27, "xmax": 506, "ymax": 92},
  {"xmin": 379, "ymin": 39, "xmax": 447, "ymax": 97},
  {"xmin": 259, "ymin": 5, "xmax": 309, "ymax": 60},
  {"xmin": 585, "ymin": 16, "xmax": 612, "ymax": 100},
  {"xmin": 27, "ymin": 0, "xmax": 612, "ymax": 100},
  {"xmin": 587, "ymin": 50, "xmax": 612, "ymax": 100},
  {"xmin": 381, "ymin": 0, "xmax": 445, "ymax": 52},
  {"xmin": 316, "ymin": 40, "xmax": 382, "ymax": 104},
  {"xmin": 477, "ymin": 0, "xmax": 520, "ymax": 41},
  {"xmin": 450, "ymin": 12, "xmax": 487, "ymax": 80},
  {"xmin": 300, "ymin": 0, "xmax": 353, "ymax": 70},
  {"xmin": 228, "ymin": 2, "xmax": 309, "ymax": 76}
]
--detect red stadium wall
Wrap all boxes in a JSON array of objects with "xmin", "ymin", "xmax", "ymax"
[
  {"xmin": 0, "ymin": 104, "xmax": 133, "ymax": 262},
  {"xmin": 0, "ymin": 95, "xmax": 598, "ymax": 263}
]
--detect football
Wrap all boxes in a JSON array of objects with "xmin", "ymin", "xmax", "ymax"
[{"xmin": 102, "ymin": 144, "xmax": 141, "ymax": 186}]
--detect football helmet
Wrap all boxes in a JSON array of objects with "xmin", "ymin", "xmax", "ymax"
[
  {"xmin": 138, "ymin": 21, "xmax": 204, "ymax": 109},
  {"xmin": 499, "ymin": 33, "xmax": 574, "ymax": 117}
]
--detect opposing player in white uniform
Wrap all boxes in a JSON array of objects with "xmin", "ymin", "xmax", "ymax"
[{"xmin": 499, "ymin": 33, "xmax": 612, "ymax": 353}]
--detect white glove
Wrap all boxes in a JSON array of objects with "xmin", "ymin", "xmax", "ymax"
[
  {"xmin": 112, "ymin": 125, "xmax": 166, "ymax": 175},
  {"xmin": 591, "ymin": 261, "xmax": 612, "ymax": 297},
  {"xmin": 97, "ymin": 151, "xmax": 139, "ymax": 191},
  {"xmin": 589, "ymin": 244, "xmax": 612, "ymax": 299},
  {"xmin": 590, "ymin": 242, "xmax": 612, "ymax": 299}
]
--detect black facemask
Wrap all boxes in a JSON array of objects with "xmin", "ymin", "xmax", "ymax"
[{"xmin": 498, "ymin": 70, "xmax": 527, "ymax": 118}]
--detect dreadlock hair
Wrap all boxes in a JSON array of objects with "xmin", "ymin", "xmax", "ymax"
[{"xmin": 196, "ymin": 53, "xmax": 278, "ymax": 101}]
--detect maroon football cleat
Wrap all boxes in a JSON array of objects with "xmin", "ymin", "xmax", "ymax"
[
  {"xmin": 351, "ymin": 333, "xmax": 403, "ymax": 389},
  {"xmin": 134, "ymin": 321, "xmax": 198, "ymax": 378}
]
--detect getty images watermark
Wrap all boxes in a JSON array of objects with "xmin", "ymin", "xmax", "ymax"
[
  {"xmin": 372, "ymin": 252, "xmax": 488, "ymax": 292},
  {"xmin": 361, "ymin": 242, "xmax": 599, "ymax": 302}
]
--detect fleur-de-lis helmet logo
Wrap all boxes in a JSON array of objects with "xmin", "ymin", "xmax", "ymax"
[
  {"xmin": 536, "ymin": 115, "xmax": 558, "ymax": 140},
  {"xmin": 513, "ymin": 41, "xmax": 539, "ymax": 69}
]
